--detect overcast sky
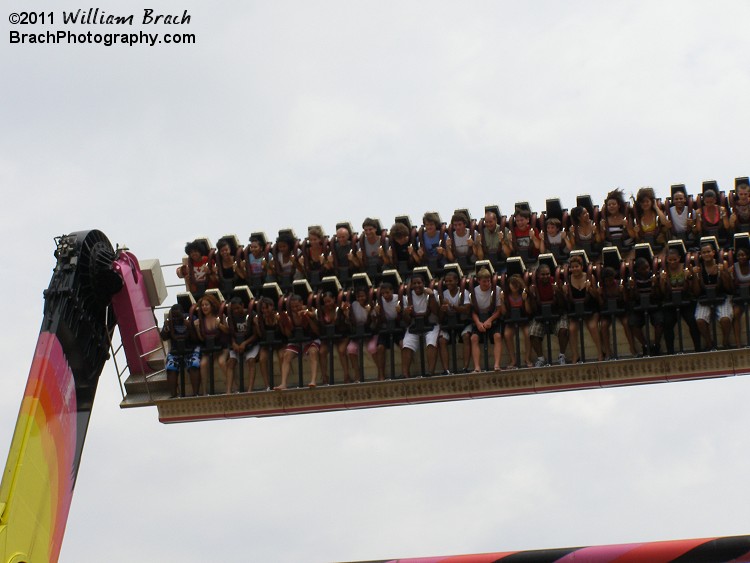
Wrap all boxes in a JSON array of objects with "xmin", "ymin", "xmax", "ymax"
[{"xmin": 3, "ymin": 1, "xmax": 750, "ymax": 562}]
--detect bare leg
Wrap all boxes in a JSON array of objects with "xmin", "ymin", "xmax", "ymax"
[
  {"xmin": 492, "ymin": 332, "xmax": 503, "ymax": 370},
  {"xmin": 696, "ymin": 319, "xmax": 713, "ymax": 349},
  {"xmin": 652, "ymin": 323, "xmax": 663, "ymax": 353},
  {"xmin": 189, "ymin": 367, "xmax": 201, "ymax": 396},
  {"xmin": 568, "ymin": 320, "xmax": 580, "ymax": 363},
  {"xmin": 319, "ymin": 343, "xmax": 330, "ymax": 384},
  {"xmin": 374, "ymin": 344, "xmax": 386, "ymax": 380},
  {"xmin": 470, "ymin": 333, "xmax": 481, "ymax": 371},
  {"xmin": 348, "ymin": 353, "xmax": 360, "ymax": 382},
  {"xmin": 401, "ymin": 346, "xmax": 414, "ymax": 377},
  {"xmin": 217, "ymin": 350, "xmax": 229, "ymax": 388},
  {"xmin": 308, "ymin": 347, "xmax": 320, "ymax": 386},
  {"xmin": 630, "ymin": 323, "xmax": 646, "ymax": 354},
  {"xmin": 587, "ymin": 314, "xmax": 603, "ymax": 360},
  {"xmin": 558, "ymin": 328, "xmax": 570, "ymax": 360},
  {"xmin": 167, "ymin": 371, "xmax": 178, "ymax": 398},
  {"xmin": 199, "ymin": 355, "xmax": 210, "ymax": 396},
  {"xmin": 462, "ymin": 333, "xmax": 472, "ymax": 371},
  {"xmin": 275, "ymin": 349, "xmax": 295, "ymax": 390},
  {"xmin": 246, "ymin": 357, "xmax": 259, "ymax": 391},
  {"xmin": 530, "ymin": 336, "xmax": 543, "ymax": 361},
  {"xmin": 438, "ymin": 337, "xmax": 449, "ymax": 373},
  {"xmin": 521, "ymin": 326, "xmax": 532, "ymax": 366},
  {"xmin": 426, "ymin": 345, "xmax": 438, "ymax": 375},
  {"xmin": 720, "ymin": 317, "xmax": 732, "ymax": 347},
  {"xmin": 733, "ymin": 306, "xmax": 743, "ymax": 347},
  {"xmin": 259, "ymin": 348, "xmax": 271, "ymax": 389},
  {"xmin": 503, "ymin": 326, "xmax": 516, "ymax": 367},
  {"xmin": 600, "ymin": 317, "xmax": 612, "ymax": 358},
  {"xmin": 620, "ymin": 317, "xmax": 636, "ymax": 355},
  {"xmin": 225, "ymin": 357, "xmax": 237, "ymax": 394},
  {"xmin": 337, "ymin": 339, "xmax": 351, "ymax": 382}
]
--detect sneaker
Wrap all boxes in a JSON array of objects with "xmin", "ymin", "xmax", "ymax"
[
  {"xmin": 441, "ymin": 370, "xmax": 452, "ymax": 376},
  {"xmin": 557, "ymin": 353, "xmax": 566, "ymax": 365},
  {"xmin": 534, "ymin": 357, "xmax": 546, "ymax": 368}
]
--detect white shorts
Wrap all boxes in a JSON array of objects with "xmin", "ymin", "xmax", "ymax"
[
  {"xmin": 402, "ymin": 325, "xmax": 441, "ymax": 351},
  {"xmin": 695, "ymin": 296, "xmax": 733, "ymax": 323},
  {"xmin": 441, "ymin": 324, "xmax": 473, "ymax": 340},
  {"xmin": 229, "ymin": 344, "xmax": 260, "ymax": 361}
]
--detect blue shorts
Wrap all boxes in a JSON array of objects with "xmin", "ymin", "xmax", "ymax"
[{"xmin": 166, "ymin": 347, "xmax": 201, "ymax": 371}]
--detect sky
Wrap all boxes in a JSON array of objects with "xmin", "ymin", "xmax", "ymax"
[{"xmin": 2, "ymin": 1, "xmax": 750, "ymax": 561}]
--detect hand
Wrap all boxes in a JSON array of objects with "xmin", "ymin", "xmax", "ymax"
[{"xmin": 445, "ymin": 237, "xmax": 452, "ymax": 248}]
